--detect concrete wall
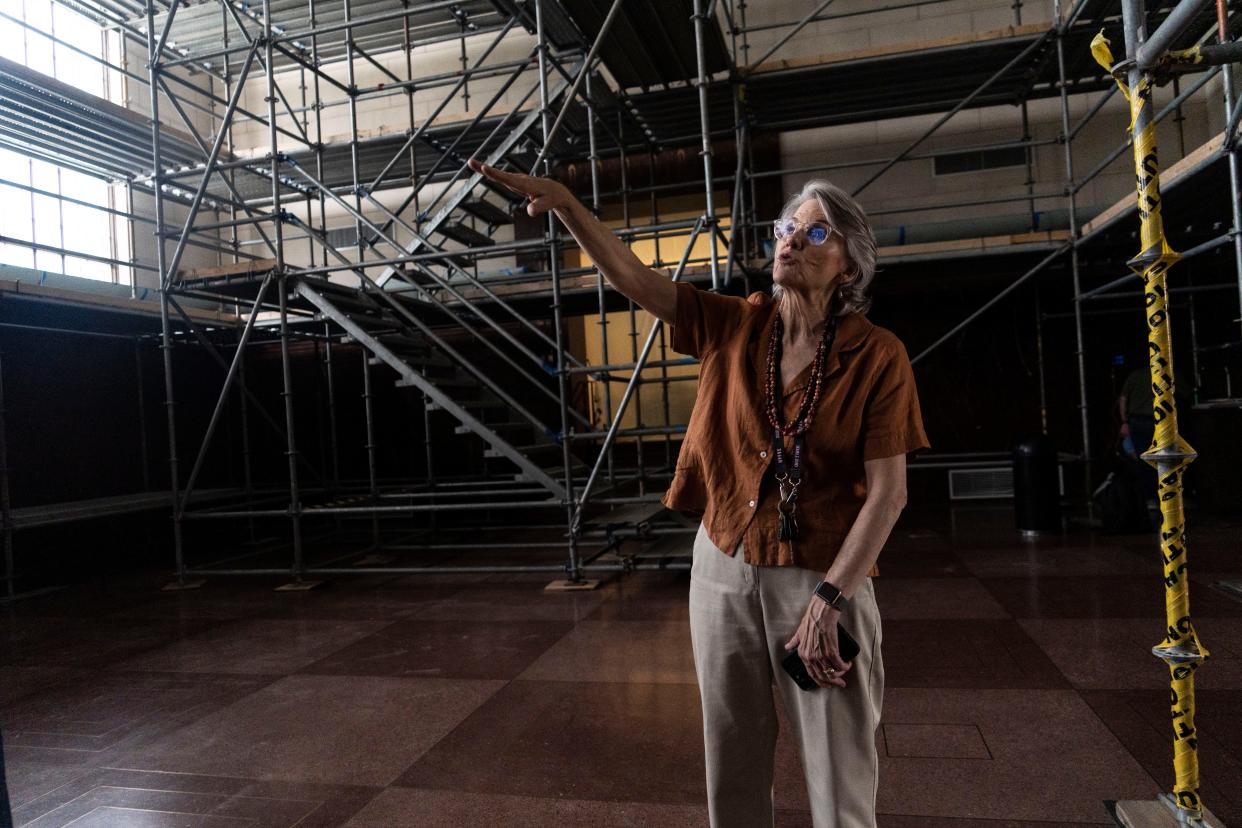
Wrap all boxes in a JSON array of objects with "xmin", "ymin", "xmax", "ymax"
[
  {"xmin": 220, "ymin": 25, "xmax": 547, "ymax": 279},
  {"xmin": 734, "ymin": 0, "xmax": 1224, "ymax": 235},
  {"xmin": 231, "ymin": 29, "xmax": 541, "ymax": 155},
  {"xmin": 20, "ymin": 0, "xmax": 1225, "ymax": 292},
  {"xmin": 727, "ymin": 0, "xmax": 1042, "ymax": 67},
  {"xmin": 778, "ymin": 90, "xmax": 1217, "ymax": 239},
  {"xmin": 120, "ymin": 36, "xmax": 231, "ymax": 288},
  {"xmin": 204, "ymin": 0, "xmax": 1233, "ymax": 448},
  {"xmin": 217, "ymin": 0, "xmax": 1229, "ymax": 271}
]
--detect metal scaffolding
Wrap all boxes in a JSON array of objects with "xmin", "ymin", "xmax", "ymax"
[{"xmin": 1, "ymin": 0, "xmax": 1239, "ymax": 602}]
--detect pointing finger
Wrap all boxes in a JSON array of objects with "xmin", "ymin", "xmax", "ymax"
[
  {"xmin": 470, "ymin": 160, "xmax": 520, "ymax": 188},
  {"xmin": 468, "ymin": 159, "xmax": 505, "ymax": 184}
]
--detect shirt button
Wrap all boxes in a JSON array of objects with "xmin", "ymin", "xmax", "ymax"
[
  {"xmin": 760, "ymin": 450, "xmax": 768, "ymax": 459},
  {"xmin": 748, "ymin": 499, "xmax": 756, "ymax": 508}
]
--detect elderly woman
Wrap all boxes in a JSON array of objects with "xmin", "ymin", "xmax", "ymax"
[{"xmin": 469, "ymin": 159, "xmax": 929, "ymax": 828}]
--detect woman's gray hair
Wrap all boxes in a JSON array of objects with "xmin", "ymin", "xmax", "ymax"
[{"xmin": 775, "ymin": 179, "xmax": 877, "ymax": 316}]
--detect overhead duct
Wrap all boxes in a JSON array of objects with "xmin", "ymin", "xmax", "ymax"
[{"xmin": 549, "ymin": 134, "xmax": 781, "ymax": 203}]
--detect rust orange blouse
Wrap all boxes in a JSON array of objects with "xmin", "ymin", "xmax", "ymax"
[{"xmin": 661, "ymin": 282, "xmax": 931, "ymax": 575}]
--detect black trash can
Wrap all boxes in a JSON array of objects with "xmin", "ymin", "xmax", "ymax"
[{"xmin": 1013, "ymin": 434, "xmax": 1061, "ymax": 535}]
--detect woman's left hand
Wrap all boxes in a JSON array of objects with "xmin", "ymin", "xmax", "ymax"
[{"xmin": 785, "ymin": 600, "xmax": 852, "ymax": 689}]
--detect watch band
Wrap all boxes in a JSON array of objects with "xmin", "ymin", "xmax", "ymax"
[{"xmin": 814, "ymin": 580, "xmax": 850, "ymax": 611}]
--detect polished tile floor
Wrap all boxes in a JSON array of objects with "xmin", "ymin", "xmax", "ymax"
[{"xmin": 2, "ymin": 507, "xmax": 1239, "ymax": 827}]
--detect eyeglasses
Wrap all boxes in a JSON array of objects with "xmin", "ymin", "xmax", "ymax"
[{"xmin": 772, "ymin": 218, "xmax": 836, "ymax": 246}]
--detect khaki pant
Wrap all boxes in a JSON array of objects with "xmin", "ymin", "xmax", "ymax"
[{"xmin": 689, "ymin": 522, "xmax": 884, "ymax": 828}]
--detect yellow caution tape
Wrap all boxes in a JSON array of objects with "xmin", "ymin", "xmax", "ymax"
[
  {"xmin": 1166, "ymin": 45, "xmax": 1204, "ymax": 67},
  {"xmin": 1090, "ymin": 30, "xmax": 1130, "ymax": 100},
  {"xmin": 1094, "ymin": 25, "xmax": 1210, "ymax": 821}
]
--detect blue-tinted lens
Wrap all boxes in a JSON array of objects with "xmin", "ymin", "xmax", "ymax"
[{"xmin": 807, "ymin": 226, "xmax": 829, "ymax": 245}]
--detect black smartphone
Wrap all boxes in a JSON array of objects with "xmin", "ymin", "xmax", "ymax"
[{"xmin": 780, "ymin": 623, "xmax": 861, "ymax": 691}]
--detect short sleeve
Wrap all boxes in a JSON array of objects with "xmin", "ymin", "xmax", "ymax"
[
  {"xmin": 861, "ymin": 339, "xmax": 931, "ymax": 461},
  {"xmin": 669, "ymin": 281, "xmax": 752, "ymax": 359},
  {"xmin": 1121, "ymin": 369, "xmax": 1146, "ymax": 402}
]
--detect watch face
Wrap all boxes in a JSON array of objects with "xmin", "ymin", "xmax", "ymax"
[{"xmin": 817, "ymin": 582, "xmax": 841, "ymax": 602}]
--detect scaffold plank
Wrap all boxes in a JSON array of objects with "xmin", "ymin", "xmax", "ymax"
[
  {"xmin": 178, "ymin": 258, "xmax": 279, "ymax": 283},
  {"xmin": 1082, "ymin": 131, "xmax": 1227, "ymax": 238},
  {"xmin": 745, "ymin": 22, "xmax": 1053, "ymax": 76}
]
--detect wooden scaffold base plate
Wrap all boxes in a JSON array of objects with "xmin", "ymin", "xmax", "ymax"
[
  {"xmin": 275, "ymin": 580, "xmax": 326, "ymax": 592},
  {"xmin": 544, "ymin": 579, "xmax": 601, "ymax": 592},
  {"xmin": 161, "ymin": 579, "xmax": 207, "ymax": 591}
]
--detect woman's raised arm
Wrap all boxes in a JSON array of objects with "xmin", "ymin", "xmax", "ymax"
[{"xmin": 467, "ymin": 159, "xmax": 677, "ymax": 324}]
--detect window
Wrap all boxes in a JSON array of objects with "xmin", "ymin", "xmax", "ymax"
[
  {"xmin": 933, "ymin": 146, "xmax": 1028, "ymax": 176},
  {"xmin": 0, "ymin": 0, "xmax": 107, "ymax": 96},
  {"xmin": 0, "ymin": 0, "xmax": 129, "ymax": 283}
]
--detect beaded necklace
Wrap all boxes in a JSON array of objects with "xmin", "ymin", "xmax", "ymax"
[{"xmin": 764, "ymin": 310, "xmax": 838, "ymax": 542}]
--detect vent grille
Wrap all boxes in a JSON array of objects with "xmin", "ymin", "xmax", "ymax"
[
  {"xmin": 933, "ymin": 146, "xmax": 1027, "ymax": 176},
  {"xmin": 325, "ymin": 226, "xmax": 358, "ymax": 249},
  {"xmin": 949, "ymin": 467, "xmax": 1013, "ymax": 500}
]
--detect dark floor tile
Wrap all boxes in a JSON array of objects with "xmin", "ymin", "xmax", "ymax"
[
  {"xmin": 105, "ymin": 576, "xmax": 454, "ymax": 623},
  {"xmin": 587, "ymin": 591, "xmax": 690, "ymax": 622},
  {"xmin": 883, "ymin": 723, "xmax": 990, "ymax": 759},
  {"xmin": 955, "ymin": 543, "xmax": 1155, "ymax": 579},
  {"xmin": 409, "ymin": 583, "xmax": 604, "ymax": 623},
  {"xmin": 882, "ymin": 619, "xmax": 1072, "ymax": 689},
  {"xmin": 2, "ymin": 759, "xmax": 91, "ymax": 812},
  {"xmin": 251, "ymin": 585, "xmax": 454, "ymax": 621},
  {"xmin": 301, "ymin": 618, "xmax": 573, "ymax": 680},
  {"xmin": 1079, "ymin": 688, "xmax": 1241, "ymax": 826},
  {"xmin": 981, "ymin": 576, "xmax": 1242, "ymax": 619},
  {"xmin": 588, "ymin": 571, "xmax": 691, "ymax": 622},
  {"xmin": 34, "ymin": 806, "xmax": 242, "ymax": 826},
  {"xmin": 875, "ymin": 535, "xmax": 969, "ymax": 578},
  {"xmin": 343, "ymin": 788, "xmax": 708, "ymax": 827},
  {"xmin": 113, "ymin": 618, "xmax": 394, "ymax": 675},
  {"xmin": 0, "ymin": 666, "xmax": 92, "ymax": 711},
  {"xmin": 12, "ymin": 767, "xmax": 377, "ymax": 828},
  {"xmin": 1019, "ymin": 618, "xmax": 1242, "ymax": 690},
  {"xmin": 877, "ymin": 688, "xmax": 1160, "ymax": 822},
  {"xmin": 774, "ymin": 810, "xmax": 815, "ymax": 828},
  {"xmin": 598, "ymin": 569, "xmax": 691, "ymax": 592},
  {"xmin": 877, "ymin": 817, "xmax": 1107, "ymax": 827},
  {"xmin": 519, "ymin": 619, "xmax": 695, "ymax": 684},
  {"xmin": 116, "ymin": 674, "xmax": 504, "ymax": 787},
  {"xmin": 3, "ymin": 508, "xmax": 1236, "ymax": 825},
  {"xmin": 873, "ymin": 578, "xmax": 1009, "ymax": 619},
  {"xmin": 1, "ymin": 671, "xmax": 272, "ymax": 768},
  {"xmin": 1, "ymin": 617, "xmax": 223, "ymax": 671},
  {"xmin": 396, "ymin": 679, "xmax": 706, "ymax": 804},
  {"xmin": 102, "ymin": 582, "xmax": 307, "ymax": 623},
  {"xmin": 1199, "ymin": 574, "xmax": 1242, "ymax": 597},
  {"xmin": 939, "ymin": 506, "xmax": 1031, "ymax": 549},
  {"xmin": 0, "ymin": 579, "xmax": 165, "ymax": 624},
  {"xmin": 1112, "ymin": 522, "xmax": 1242, "ymax": 573}
]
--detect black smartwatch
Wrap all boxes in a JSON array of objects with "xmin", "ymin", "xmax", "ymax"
[{"xmin": 813, "ymin": 580, "xmax": 851, "ymax": 612}]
